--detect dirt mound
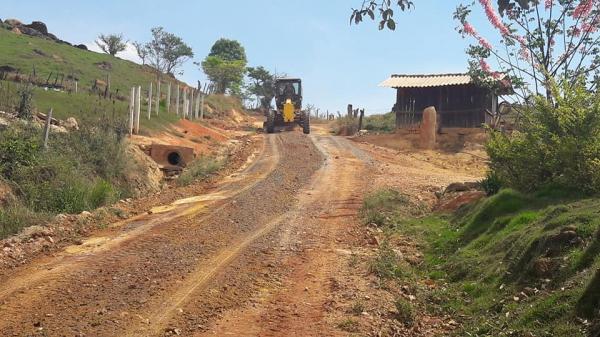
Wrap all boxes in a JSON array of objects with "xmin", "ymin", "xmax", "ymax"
[{"xmin": 123, "ymin": 143, "xmax": 164, "ymax": 197}]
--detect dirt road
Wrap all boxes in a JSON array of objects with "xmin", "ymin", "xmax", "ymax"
[{"xmin": 0, "ymin": 131, "xmax": 483, "ymax": 336}]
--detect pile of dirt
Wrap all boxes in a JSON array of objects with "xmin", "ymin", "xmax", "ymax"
[{"xmin": 123, "ymin": 143, "xmax": 164, "ymax": 197}]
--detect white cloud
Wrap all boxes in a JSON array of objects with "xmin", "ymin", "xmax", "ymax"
[{"xmin": 86, "ymin": 41, "xmax": 142, "ymax": 64}]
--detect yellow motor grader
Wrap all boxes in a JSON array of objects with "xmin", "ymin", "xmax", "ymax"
[{"xmin": 264, "ymin": 78, "xmax": 310, "ymax": 134}]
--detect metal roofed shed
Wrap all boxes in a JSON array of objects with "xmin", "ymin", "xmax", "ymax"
[{"xmin": 380, "ymin": 73, "xmax": 509, "ymax": 129}]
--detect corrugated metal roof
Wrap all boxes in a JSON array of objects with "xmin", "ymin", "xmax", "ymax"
[{"xmin": 379, "ymin": 73, "xmax": 473, "ymax": 88}]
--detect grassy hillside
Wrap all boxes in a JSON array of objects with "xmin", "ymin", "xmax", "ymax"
[
  {"xmin": 0, "ymin": 28, "xmax": 186, "ymax": 130},
  {"xmin": 362, "ymin": 188, "xmax": 600, "ymax": 336}
]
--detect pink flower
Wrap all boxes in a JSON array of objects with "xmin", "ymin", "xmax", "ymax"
[
  {"xmin": 479, "ymin": 0, "xmax": 511, "ymax": 36},
  {"xmin": 463, "ymin": 22, "xmax": 476, "ymax": 36},
  {"xmin": 573, "ymin": 0, "xmax": 593, "ymax": 19},
  {"xmin": 582, "ymin": 21, "xmax": 599, "ymax": 34},
  {"xmin": 545, "ymin": 0, "xmax": 554, "ymax": 9},
  {"xmin": 479, "ymin": 58, "xmax": 492, "ymax": 73},
  {"xmin": 463, "ymin": 21, "xmax": 493, "ymax": 50},
  {"xmin": 478, "ymin": 36, "xmax": 493, "ymax": 50},
  {"xmin": 519, "ymin": 47, "xmax": 530, "ymax": 60}
]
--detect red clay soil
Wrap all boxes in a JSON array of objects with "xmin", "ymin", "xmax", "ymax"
[{"xmin": 175, "ymin": 119, "xmax": 229, "ymax": 143}]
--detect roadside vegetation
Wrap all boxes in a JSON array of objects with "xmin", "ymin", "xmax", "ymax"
[
  {"xmin": 333, "ymin": 112, "xmax": 396, "ymax": 135},
  {"xmin": 176, "ymin": 156, "xmax": 223, "ymax": 187},
  {"xmin": 361, "ymin": 187, "xmax": 600, "ymax": 336},
  {"xmin": 0, "ymin": 117, "xmax": 132, "ymax": 238}
]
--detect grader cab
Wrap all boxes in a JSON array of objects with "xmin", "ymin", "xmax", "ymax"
[{"xmin": 264, "ymin": 78, "xmax": 310, "ymax": 134}]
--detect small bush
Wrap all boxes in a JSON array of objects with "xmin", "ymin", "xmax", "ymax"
[
  {"xmin": 337, "ymin": 318, "xmax": 359, "ymax": 332},
  {"xmin": 89, "ymin": 180, "xmax": 117, "ymax": 208},
  {"xmin": 177, "ymin": 156, "xmax": 222, "ymax": 186},
  {"xmin": 363, "ymin": 112, "xmax": 396, "ymax": 132},
  {"xmin": 486, "ymin": 79, "xmax": 600, "ymax": 194},
  {"xmin": 333, "ymin": 117, "xmax": 359, "ymax": 135},
  {"xmin": 360, "ymin": 189, "xmax": 410, "ymax": 227},
  {"xmin": 0, "ymin": 201, "xmax": 47, "ymax": 238},
  {"xmin": 479, "ymin": 171, "xmax": 502, "ymax": 196},
  {"xmin": 16, "ymin": 84, "xmax": 34, "ymax": 120},
  {"xmin": 349, "ymin": 301, "xmax": 365, "ymax": 315},
  {"xmin": 394, "ymin": 298, "xmax": 415, "ymax": 325},
  {"xmin": 0, "ymin": 126, "xmax": 40, "ymax": 179},
  {"xmin": 369, "ymin": 241, "xmax": 403, "ymax": 279}
]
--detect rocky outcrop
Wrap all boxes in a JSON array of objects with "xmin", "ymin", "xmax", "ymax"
[
  {"xmin": 4, "ymin": 18, "xmax": 22, "ymax": 27},
  {"xmin": 1, "ymin": 18, "xmax": 86, "ymax": 50},
  {"xmin": 24, "ymin": 21, "xmax": 47, "ymax": 35}
]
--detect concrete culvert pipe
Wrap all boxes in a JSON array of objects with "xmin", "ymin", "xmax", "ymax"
[{"xmin": 167, "ymin": 151, "xmax": 183, "ymax": 166}]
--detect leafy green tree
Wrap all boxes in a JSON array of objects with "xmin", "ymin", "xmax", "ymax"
[
  {"xmin": 246, "ymin": 66, "xmax": 276, "ymax": 109},
  {"xmin": 202, "ymin": 56, "xmax": 246, "ymax": 94},
  {"xmin": 202, "ymin": 39, "xmax": 248, "ymax": 94},
  {"xmin": 209, "ymin": 38, "xmax": 247, "ymax": 62},
  {"xmin": 95, "ymin": 34, "xmax": 127, "ymax": 56},
  {"xmin": 145, "ymin": 27, "xmax": 194, "ymax": 78}
]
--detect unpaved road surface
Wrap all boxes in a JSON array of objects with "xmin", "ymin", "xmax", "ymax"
[{"xmin": 0, "ymin": 132, "xmax": 483, "ymax": 336}]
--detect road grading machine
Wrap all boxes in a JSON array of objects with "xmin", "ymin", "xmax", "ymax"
[{"xmin": 264, "ymin": 78, "xmax": 310, "ymax": 134}]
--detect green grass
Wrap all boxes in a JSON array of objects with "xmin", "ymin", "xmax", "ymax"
[
  {"xmin": 361, "ymin": 187, "xmax": 600, "ymax": 337},
  {"xmin": 363, "ymin": 112, "xmax": 396, "ymax": 132},
  {"xmin": 177, "ymin": 156, "xmax": 223, "ymax": 187},
  {"xmin": 0, "ymin": 28, "xmax": 187, "ymax": 131},
  {"xmin": 0, "ymin": 28, "xmax": 168, "ymax": 95},
  {"xmin": 0, "ymin": 201, "xmax": 49, "ymax": 238}
]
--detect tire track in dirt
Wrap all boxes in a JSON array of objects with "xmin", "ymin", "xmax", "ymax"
[
  {"xmin": 0, "ymin": 136, "xmax": 278, "ymax": 302},
  {"xmin": 178, "ymin": 135, "xmax": 373, "ymax": 337},
  {"xmin": 0, "ymin": 133, "xmax": 323, "ymax": 337}
]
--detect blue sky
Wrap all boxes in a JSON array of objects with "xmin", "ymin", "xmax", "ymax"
[{"xmin": 0, "ymin": 0, "xmax": 496, "ymax": 115}]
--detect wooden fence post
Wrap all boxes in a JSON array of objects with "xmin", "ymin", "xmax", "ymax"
[
  {"xmin": 43, "ymin": 108, "xmax": 53, "ymax": 149},
  {"xmin": 135, "ymin": 86, "xmax": 141, "ymax": 134},
  {"xmin": 358, "ymin": 109, "xmax": 365, "ymax": 131},
  {"xmin": 347, "ymin": 104, "xmax": 353, "ymax": 118},
  {"xmin": 166, "ymin": 82, "xmax": 171, "ymax": 113},
  {"xmin": 147, "ymin": 82, "xmax": 153, "ymax": 120},
  {"xmin": 156, "ymin": 81, "xmax": 161, "ymax": 116}
]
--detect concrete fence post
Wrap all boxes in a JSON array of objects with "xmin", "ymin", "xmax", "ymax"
[
  {"xmin": 147, "ymin": 82, "xmax": 153, "ymax": 120},
  {"xmin": 134, "ymin": 86, "xmax": 141, "ymax": 134},
  {"xmin": 166, "ymin": 82, "xmax": 171, "ymax": 113},
  {"xmin": 43, "ymin": 108, "xmax": 53, "ymax": 149},
  {"xmin": 195, "ymin": 92, "xmax": 200, "ymax": 119},
  {"xmin": 190, "ymin": 89, "xmax": 195, "ymax": 119},
  {"xmin": 156, "ymin": 81, "xmax": 161, "ymax": 116},
  {"xmin": 200, "ymin": 94, "xmax": 205, "ymax": 119},
  {"xmin": 129, "ymin": 87, "xmax": 135, "ymax": 136},
  {"xmin": 175, "ymin": 85, "xmax": 180, "ymax": 116},
  {"xmin": 183, "ymin": 88, "xmax": 188, "ymax": 119}
]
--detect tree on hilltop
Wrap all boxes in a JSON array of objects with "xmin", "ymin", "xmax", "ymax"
[{"xmin": 96, "ymin": 33, "xmax": 127, "ymax": 56}]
